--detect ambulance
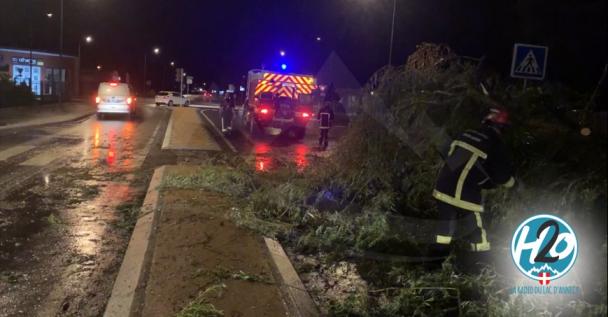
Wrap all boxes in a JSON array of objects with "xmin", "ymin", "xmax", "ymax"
[{"xmin": 241, "ymin": 69, "xmax": 317, "ymax": 139}]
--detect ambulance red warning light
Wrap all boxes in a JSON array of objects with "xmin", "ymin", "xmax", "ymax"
[{"xmin": 243, "ymin": 69, "xmax": 318, "ymax": 139}]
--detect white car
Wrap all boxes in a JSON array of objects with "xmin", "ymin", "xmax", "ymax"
[
  {"xmin": 155, "ymin": 91, "xmax": 189, "ymax": 107},
  {"xmin": 95, "ymin": 82, "xmax": 137, "ymax": 119}
]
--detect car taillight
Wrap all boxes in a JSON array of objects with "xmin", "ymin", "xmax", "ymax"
[
  {"xmin": 260, "ymin": 108, "xmax": 269, "ymax": 114},
  {"xmin": 301, "ymin": 112, "xmax": 310, "ymax": 118},
  {"xmin": 95, "ymin": 96, "xmax": 101, "ymax": 104},
  {"xmin": 109, "ymin": 82, "xmax": 118, "ymax": 87},
  {"xmin": 127, "ymin": 97, "xmax": 133, "ymax": 105}
]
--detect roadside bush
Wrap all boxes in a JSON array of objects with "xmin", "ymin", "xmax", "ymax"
[
  {"xmin": 168, "ymin": 43, "xmax": 606, "ymax": 315},
  {"xmin": 0, "ymin": 74, "xmax": 35, "ymax": 107}
]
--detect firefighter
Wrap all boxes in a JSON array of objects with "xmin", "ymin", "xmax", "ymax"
[
  {"xmin": 221, "ymin": 92, "xmax": 235, "ymax": 132},
  {"xmin": 432, "ymin": 108, "xmax": 515, "ymax": 267},
  {"xmin": 318, "ymin": 101, "xmax": 335, "ymax": 150}
]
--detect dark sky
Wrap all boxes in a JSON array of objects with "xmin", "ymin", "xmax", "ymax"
[{"xmin": 1, "ymin": 0, "xmax": 606, "ymax": 90}]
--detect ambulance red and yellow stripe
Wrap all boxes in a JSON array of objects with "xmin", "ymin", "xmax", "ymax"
[{"xmin": 254, "ymin": 72, "xmax": 317, "ymax": 98}]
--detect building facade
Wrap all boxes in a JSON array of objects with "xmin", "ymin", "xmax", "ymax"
[{"xmin": 0, "ymin": 47, "xmax": 78, "ymax": 99}]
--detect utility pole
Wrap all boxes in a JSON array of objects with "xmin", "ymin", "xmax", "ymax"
[
  {"xmin": 143, "ymin": 53, "xmax": 147, "ymax": 92},
  {"xmin": 388, "ymin": 0, "xmax": 396, "ymax": 66},
  {"xmin": 59, "ymin": 0, "xmax": 64, "ymax": 105},
  {"xmin": 180, "ymin": 72, "xmax": 184, "ymax": 97}
]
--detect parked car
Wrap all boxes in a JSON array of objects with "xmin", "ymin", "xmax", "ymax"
[
  {"xmin": 95, "ymin": 82, "xmax": 137, "ymax": 119},
  {"xmin": 155, "ymin": 91, "xmax": 189, "ymax": 107}
]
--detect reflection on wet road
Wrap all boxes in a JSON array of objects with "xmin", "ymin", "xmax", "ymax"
[
  {"xmin": 0, "ymin": 105, "xmax": 168, "ymax": 316},
  {"xmin": 201, "ymin": 108, "xmax": 339, "ymax": 173},
  {"xmin": 253, "ymin": 141, "xmax": 311, "ymax": 172}
]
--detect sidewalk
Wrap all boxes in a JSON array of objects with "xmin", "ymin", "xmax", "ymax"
[
  {"xmin": 105, "ymin": 166, "xmax": 318, "ymax": 317},
  {"xmin": 0, "ymin": 101, "xmax": 94, "ymax": 130},
  {"xmin": 161, "ymin": 107, "xmax": 221, "ymax": 151}
]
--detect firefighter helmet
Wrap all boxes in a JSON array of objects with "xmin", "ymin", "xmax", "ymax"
[{"xmin": 483, "ymin": 108, "xmax": 510, "ymax": 126}]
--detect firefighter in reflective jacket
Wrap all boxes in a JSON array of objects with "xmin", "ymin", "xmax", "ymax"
[
  {"xmin": 433, "ymin": 108, "xmax": 515, "ymax": 254},
  {"xmin": 221, "ymin": 93, "xmax": 235, "ymax": 132},
  {"xmin": 318, "ymin": 101, "xmax": 335, "ymax": 150}
]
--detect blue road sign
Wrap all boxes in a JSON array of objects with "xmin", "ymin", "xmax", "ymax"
[{"xmin": 511, "ymin": 43, "xmax": 548, "ymax": 80}]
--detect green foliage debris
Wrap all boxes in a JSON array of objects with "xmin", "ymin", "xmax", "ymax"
[
  {"xmin": 161, "ymin": 44, "xmax": 607, "ymax": 316},
  {"xmin": 176, "ymin": 284, "xmax": 226, "ymax": 317}
]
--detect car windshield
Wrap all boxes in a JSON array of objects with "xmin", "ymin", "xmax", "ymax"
[
  {"xmin": 259, "ymin": 92, "xmax": 274, "ymax": 100},
  {"xmin": 98, "ymin": 83, "xmax": 129, "ymax": 96},
  {"xmin": 158, "ymin": 92, "xmax": 170, "ymax": 96}
]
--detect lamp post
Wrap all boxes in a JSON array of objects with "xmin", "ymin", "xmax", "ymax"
[
  {"xmin": 76, "ymin": 35, "xmax": 93, "ymax": 96},
  {"xmin": 59, "ymin": 0, "xmax": 64, "ymax": 105},
  {"xmin": 143, "ymin": 47, "xmax": 160, "ymax": 92},
  {"xmin": 388, "ymin": 0, "xmax": 397, "ymax": 66}
]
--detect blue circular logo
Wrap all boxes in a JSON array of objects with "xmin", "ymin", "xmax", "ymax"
[{"xmin": 511, "ymin": 214, "xmax": 577, "ymax": 283}]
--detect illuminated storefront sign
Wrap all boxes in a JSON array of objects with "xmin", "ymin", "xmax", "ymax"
[
  {"xmin": 12, "ymin": 57, "xmax": 44, "ymax": 66},
  {"xmin": 12, "ymin": 65, "xmax": 42, "ymax": 96}
]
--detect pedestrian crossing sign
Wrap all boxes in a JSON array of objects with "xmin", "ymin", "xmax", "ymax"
[{"xmin": 511, "ymin": 43, "xmax": 548, "ymax": 80}]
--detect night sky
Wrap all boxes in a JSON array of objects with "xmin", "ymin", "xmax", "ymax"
[{"xmin": 1, "ymin": 0, "xmax": 606, "ymax": 90}]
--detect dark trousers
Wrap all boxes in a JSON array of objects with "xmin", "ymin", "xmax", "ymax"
[
  {"xmin": 221, "ymin": 108, "xmax": 233, "ymax": 130},
  {"xmin": 319, "ymin": 128, "xmax": 329, "ymax": 148},
  {"xmin": 435, "ymin": 201, "xmax": 490, "ymax": 252}
]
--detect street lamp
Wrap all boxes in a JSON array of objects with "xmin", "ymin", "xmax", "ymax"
[
  {"xmin": 78, "ymin": 35, "xmax": 93, "ymax": 59},
  {"xmin": 279, "ymin": 50, "xmax": 286, "ymax": 57},
  {"xmin": 170, "ymin": 61, "xmax": 175, "ymax": 67},
  {"xmin": 316, "ymin": 36, "xmax": 322, "ymax": 42},
  {"xmin": 388, "ymin": 0, "xmax": 397, "ymax": 66},
  {"xmin": 96, "ymin": 65, "xmax": 102, "ymax": 71},
  {"xmin": 46, "ymin": 12, "xmax": 53, "ymax": 18},
  {"xmin": 77, "ymin": 35, "xmax": 93, "ymax": 96},
  {"xmin": 143, "ymin": 46, "xmax": 161, "ymax": 92}
]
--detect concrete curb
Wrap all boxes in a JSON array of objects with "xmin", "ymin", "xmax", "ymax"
[
  {"xmin": 0, "ymin": 112, "xmax": 95, "ymax": 131},
  {"xmin": 264, "ymin": 237, "xmax": 320, "ymax": 317},
  {"xmin": 160, "ymin": 110, "xmax": 175, "ymax": 150},
  {"xmin": 104, "ymin": 166, "xmax": 166, "ymax": 317},
  {"xmin": 199, "ymin": 109, "xmax": 238, "ymax": 153}
]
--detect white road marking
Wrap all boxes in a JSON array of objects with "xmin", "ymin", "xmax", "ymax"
[
  {"xmin": 200, "ymin": 110, "xmax": 237, "ymax": 153},
  {"xmin": 0, "ymin": 145, "xmax": 36, "ymax": 161},
  {"xmin": 132, "ymin": 120, "xmax": 162, "ymax": 169},
  {"xmin": 161, "ymin": 111, "xmax": 175, "ymax": 150},
  {"xmin": 190, "ymin": 104, "xmax": 220, "ymax": 109},
  {"xmin": 20, "ymin": 146, "xmax": 69, "ymax": 166},
  {"xmin": 0, "ymin": 117, "xmax": 95, "ymax": 162}
]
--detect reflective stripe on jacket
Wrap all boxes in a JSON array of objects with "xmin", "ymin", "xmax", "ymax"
[{"xmin": 433, "ymin": 125, "xmax": 515, "ymax": 212}]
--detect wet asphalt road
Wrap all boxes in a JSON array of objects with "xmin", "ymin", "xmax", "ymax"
[
  {"xmin": 0, "ymin": 102, "xmax": 347, "ymax": 316},
  {"xmin": 199, "ymin": 107, "xmax": 346, "ymax": 172},
  {"xmin": 0, "ymin": 103, "xmax": 172, "ymax": 316}
]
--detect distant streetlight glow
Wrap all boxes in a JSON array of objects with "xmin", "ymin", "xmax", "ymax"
[
  {"xmin": 170, "ymin": 61, "xmax": 175, "ymax": 66},
  {"xmin": 144, "ymin": 47, "xmax": 161, "ymax": 90},
  {"xmin": 96, "ymin": 65, "xmax": 102, "ymax": 71},
  {"xmin": 281, "ymin": 63, "xmax": 287, "ymax": 70},
  {"xmin": 85, "ymin": 35, "xmax": 93, "ymax": 43},
  {"xmin": 279, "ymin": 50, "xmax": 286, "ymax": 57},
  {"xmin": 46, "ymin": 12, "xmax": 53, "ymax": 18},
  {"xmin": 316, "ymin": 36, "xmax": 322, "ymax": 42}
]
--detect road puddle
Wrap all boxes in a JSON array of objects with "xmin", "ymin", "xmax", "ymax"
[{"xmin": 253, "ymin": 141, "xmax": 311, "ymax": 172}]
